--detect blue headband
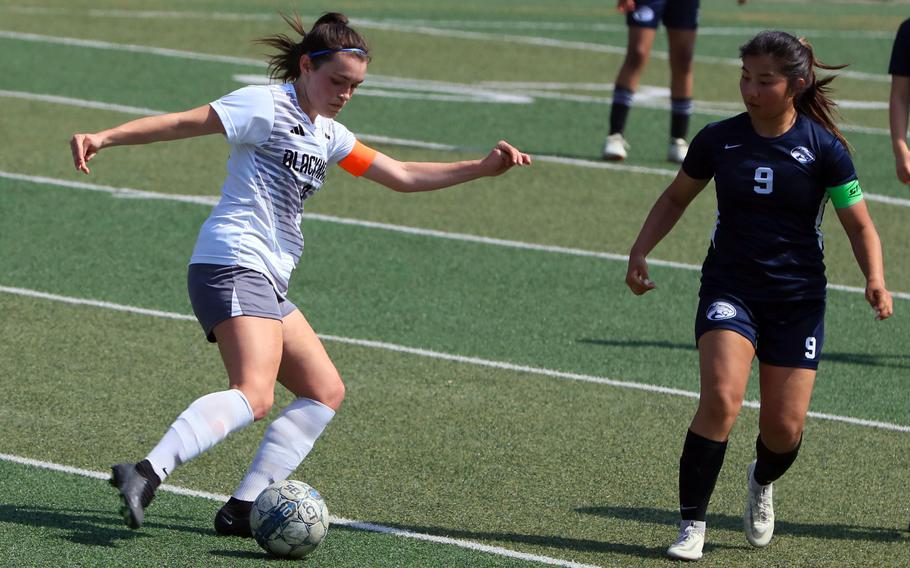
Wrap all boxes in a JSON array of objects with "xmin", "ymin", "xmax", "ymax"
[{"xmin": 307, "ymin": 47, "xmax": 368, "ymax": 58}]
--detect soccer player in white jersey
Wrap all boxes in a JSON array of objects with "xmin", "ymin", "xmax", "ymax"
[
  {"xmin": 69, "ymin": 12, "xmax": 531, "ymax": 534},
  {"xmin": 625, "ymin": 31, "xmax": 892, "ymax": 560}
]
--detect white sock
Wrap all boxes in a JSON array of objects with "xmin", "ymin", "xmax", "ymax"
[
  {"xmin": 233, "ymin": 397, "xmax": 335, "ymax": 501},
  {"xmin": 146, "ymin": 389, "xmax": 254, "ymax": 481},
  {"xmin": 682, "ymin": 520, "xmax": 707, "ymax": 533}
]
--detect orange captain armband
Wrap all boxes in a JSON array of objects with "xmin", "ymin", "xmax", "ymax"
[{"xmin": 338, "ymin": 140, "xmax": 377, "ymax": 177}]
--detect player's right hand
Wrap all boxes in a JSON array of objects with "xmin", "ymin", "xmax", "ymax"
[
  {"xmin": 625, "ymin": 255, "xmax": 656, "ymax": 295},
  {"xmin": 866, "ymin": 283, "xmax": 893, "ymax": 320},
  {"xmin": 70, "ymin": 133, "xmax": 104, "ymax": 174},
  {"xmin": 616, "ymin": 0, "xmax": 636, "ymax": 13},
  {"xmin": 896, "ymin": 153, "xmax": 910, "ymax": 185}
]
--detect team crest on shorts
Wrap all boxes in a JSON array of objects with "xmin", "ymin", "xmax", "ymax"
[
  {"xmin": 790, "ymin": 146, "xmax": 815, "ymax": 164},
  {"xmin": 706, "ymin": 301, "xmax": 737, "ymax": 320},
  {"xmin": 632, "ymin": 6, "xmax": 655, "ymax": 22}
]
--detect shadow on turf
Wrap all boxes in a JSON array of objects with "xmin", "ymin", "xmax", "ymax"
[
  {"xmin": 577, "ymin": 506, "xmax": 907, "ymax": 543},
  {"xmin": 578, "ymin": 338, "xmax": 910, "ymax": 369},
  {"xmin": 578, "ymin": 338, "xmax": 695, "ymax": 352},
  {"xmin": 353, "ymin": 521, "xmax": 740, "ymax": 559},
  {"xmin": 0, "ymin": 504, "xmax": 210, "ymax": 547}
]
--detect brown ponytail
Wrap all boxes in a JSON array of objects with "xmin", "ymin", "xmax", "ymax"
[
  {"xmin": 740, "ymin": 31, "xmax": 850, "ymax": 151},
  {"xmin": 257, "ymin": 12, "xmax": 370, "ymax": 83}
]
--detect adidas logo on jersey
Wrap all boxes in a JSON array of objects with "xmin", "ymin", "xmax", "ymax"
[{"xmin": 290, "ymin": 124, "xmax": 307, "ymax": 136}]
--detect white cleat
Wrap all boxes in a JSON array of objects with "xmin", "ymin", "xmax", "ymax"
[
  {"xmin": 667, "ymin": 138, "xmax": 689, "ymax": 163},
  {"xmin": 602, "ymin": 133, "xmax": 629, "ymax": 161},
  {"xmin": 744, "ymin": 460, "xmax": 775, "ymax": 547},
  {"xmin": 666, "ymin": 521, "xmax": 705, "ymax": 561}
]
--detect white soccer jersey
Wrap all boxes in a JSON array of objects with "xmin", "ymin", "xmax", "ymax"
[{"xmin": 190, "ymin": 83, "xmax": 357, "ymax": 294}]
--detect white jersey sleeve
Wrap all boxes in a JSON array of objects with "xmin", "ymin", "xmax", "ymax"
[
  {"xmin": 210, "ymin": 86, "xmax": 275, "ymax": 146},
  {"xmin": 326, "ymin": 120, "xmax": 357, "ymax": 165}
]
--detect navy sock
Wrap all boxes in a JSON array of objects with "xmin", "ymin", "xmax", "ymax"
[
  {"xmin": 609, "ymin": 87, "xmax": 634, "ymax": 135},
  {"xmin": 753, "ymin": 434, "xmax": 801, "ymax": 485},
  {"xmin": 679, "ymin": 429, "xmax": 728, "ymax": 521},
  {"xmin": 670, "ymin": 98, "xmax": 693, "ymax": 139}
]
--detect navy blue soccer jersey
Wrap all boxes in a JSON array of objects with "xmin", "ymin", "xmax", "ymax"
[
  {"xmin": 889, "ymin": 18, "xmax": 910, "ymax": 76},
  {"xmin": 682, "ymin": 113, "xmax": 858, "ymax": 301}
]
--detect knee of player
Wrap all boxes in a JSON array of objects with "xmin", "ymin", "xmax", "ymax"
[
  {"xmin": 699, "ymin": 389, "xmax": 744, "ymax": 422},
  {"xmin": 759, "ymin": 421, "xmax": 804, "ymax": 451},
  {"xmin": 246, "ymin": 393, "xmax": 275, "ymax": 421},
  {"xmin": 625, "ymin": 48, "xmax": 649, "ymax": 69},
  {"xmin": 321, "ymin": 375, "xmax": 346, "ymax": 409}
]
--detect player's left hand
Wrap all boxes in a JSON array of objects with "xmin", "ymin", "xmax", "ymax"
[
  {"xmin": 480, "ymin": 140, "xmax": 531, "ymax": 176},
  {"xmin": 866, "ymin": 283, "xmax": 893, "ymax": 320}
]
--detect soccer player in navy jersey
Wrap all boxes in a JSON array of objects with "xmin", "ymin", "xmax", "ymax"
[
  {"xmin": 602, "ymin": 0, "xmax": 747, "ymax": 163},
  {"xmin": 889, "ymin": 17, "xmax": 910, "ymax": 185},
  {"xmin": 70, "ymin": 12, "xmax": 530, "ymax": 535},
  {"xmin": 625, "ymin": 31, "xmax": 893, "ymax": 560}
]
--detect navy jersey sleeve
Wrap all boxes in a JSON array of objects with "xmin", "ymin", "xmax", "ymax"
[
  {"xmin": 820, "ymin": 135, "xmax": 857, "ymax": 188},
  {"xmin": 681, "ymin": 127, "xmax": 715, "ymax": 180},
  {"xmin": 890, "ymin": 18, "xmax": 910, "ymax": 76}
]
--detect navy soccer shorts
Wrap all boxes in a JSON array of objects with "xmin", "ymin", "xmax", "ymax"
[
  {"xmin": 626, "ymin": 0, "xmax": 700, "ymax": 30},
  {"xmin": 694, "ymin": 292, "xmax": 826, "ymax": 370}
]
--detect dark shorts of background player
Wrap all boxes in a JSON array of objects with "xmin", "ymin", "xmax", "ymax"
[
  {"xmin": 626, "ymin": 0, "xmax": 700, "ymax": 30},
  {"xmin": 694, "ymin": 291, "xmax": 826, "ymax": 370},
  {"xmin": 188, "ymin": 263, "xmax": 297, "ymax": 343}
]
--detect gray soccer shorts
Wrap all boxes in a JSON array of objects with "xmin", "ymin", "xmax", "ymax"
[{"xmin": 187, "ymin": 263, "xmax": 297, "ymax": 343}]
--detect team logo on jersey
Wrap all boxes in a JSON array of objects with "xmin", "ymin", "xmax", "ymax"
[
  {"xmin": 706, "ymin": 301, "xmax": 737, "ymax": 321},
  {"xmin": 632, "ymin": 6, "xmax": 655, "ymax": 22},
  {"xmin": 283, "ymin": 150, "xmax": 327, "ymax": 183},
  {"xmin": 290, "ymin": 124, "xmax": 307, "ymax": 136},
  {"xmin": 790, "ymin": 146, "xmax": 815, "ymax": 164}
]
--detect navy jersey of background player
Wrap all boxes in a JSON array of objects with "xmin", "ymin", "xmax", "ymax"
[
  {"xmin": 889, "ymin": 17, "xmax": 910, "ymax": 76},
  {"xmin": 682, "ymin": 112, "xmax": 858, "ymax": 301}
]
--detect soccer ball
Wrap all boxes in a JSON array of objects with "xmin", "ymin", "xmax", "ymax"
[{"xmin": 249, "ymin": 480, "xmax": 329, "ymax": 559}]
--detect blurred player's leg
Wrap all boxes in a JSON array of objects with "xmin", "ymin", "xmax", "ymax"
[
  {"xmin": 605, "ymin": 26, "xmax": 657, "ymax": 160},
  {"xmin": 666, "ymin": 27, "xmax": 696, "ymax": 163}
]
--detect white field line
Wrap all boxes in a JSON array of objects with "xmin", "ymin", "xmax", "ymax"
[
  {"xmin": 1, "ymin": 87, "xmax": 905, "ymax": 189},
  {"xmin": 0, "ymin": 453, "xmax": 599, "ymax": 568},
  {"xmin": 0, "ymin": 27, "xmax": 894, "ymax": 123},
  {"xmin": 2, "ymin": 170, "xmax": 909, "ymax": 301},
  {"xmin": 1, "ymin": 285, "xmax": 908, "ymax": 434},
  {"xmin": 0, "ymin": 25, "xmax": 891, "ymax": 83},
  {"xmin": 4, "ymin": 5, "xmax": 898, "ymax": 39},
  {"xmin": 231, "ymin": 73, "xmax": 889, "ymax": 120}
]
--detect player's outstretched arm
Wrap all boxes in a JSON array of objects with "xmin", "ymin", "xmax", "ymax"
[
  {"xmin": 835, "ymin": 201, "xmax": 893, "ymax": 320},
  {"xmin": 626, "ymin": 170, "xmax": 708, "ymax": 295},
  {"xmin": 70, "ymin": 104, "xmax": 226, "ymax": 174},
  {"xmin": 361, "ymin": 140, "xmax": 531, "ymax": 193}
]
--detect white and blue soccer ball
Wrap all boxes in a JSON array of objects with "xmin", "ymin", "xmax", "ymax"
[{"xmin": 250, "ymin": 480, "xmax": 329, "ymax": 559}]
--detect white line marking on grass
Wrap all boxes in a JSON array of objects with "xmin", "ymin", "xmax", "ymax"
[
  {"xmin": 0, "ymin": 83, "xmax": 901, "ymax": 183},
  {"xmin": 0, "ymin": 453, "xmax": 599, "ymax": 568},
  {"xmin": 2, "ymin": 170, "xmax": 909, "ymax": 300},
  {"xmin": 5, "ymin": 5, "xmax": 897, "ymax": 39},
  {"xmin": 2, "ymin": 285, "xmax": 909, "ymax": 433},
  {"xmin": 0, "ymin": 89, "xmax": 163, "ymax": 116},
  {"xmin": 0, "ymin": 30, "xmax": 262, "ymax": 66},
  {"xmin": 0, "ymin": 26, "xmax": 891, "ymax": 83}
]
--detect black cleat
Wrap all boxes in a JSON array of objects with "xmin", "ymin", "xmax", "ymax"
[
  {"xmin": 109, "ymin": 461, "xmax": 159, "ymax": 529},
  {"xmin": 214, "ymin": 497, "xmax": 254, "ymax": 537}
]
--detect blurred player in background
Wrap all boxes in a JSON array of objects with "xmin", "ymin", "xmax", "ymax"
[
  {"xmin": 889, "ymin": 17, "xmax": 910, "ymax": 185},
  {"xmin": 70, "ymin": 12, "xmax": 530, "ymax": 536},
  {"xmin": 625, "ymin": 30, "xmax": 892, "ymax": 560},
  {"xmin": 603, "ymin": 0, "xmax": 746, "ymax": 163}
]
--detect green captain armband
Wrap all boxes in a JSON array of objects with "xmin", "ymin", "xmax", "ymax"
[{"xmin": 827, "ymin": 179, "xmax": 863, "ymax": 209}]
